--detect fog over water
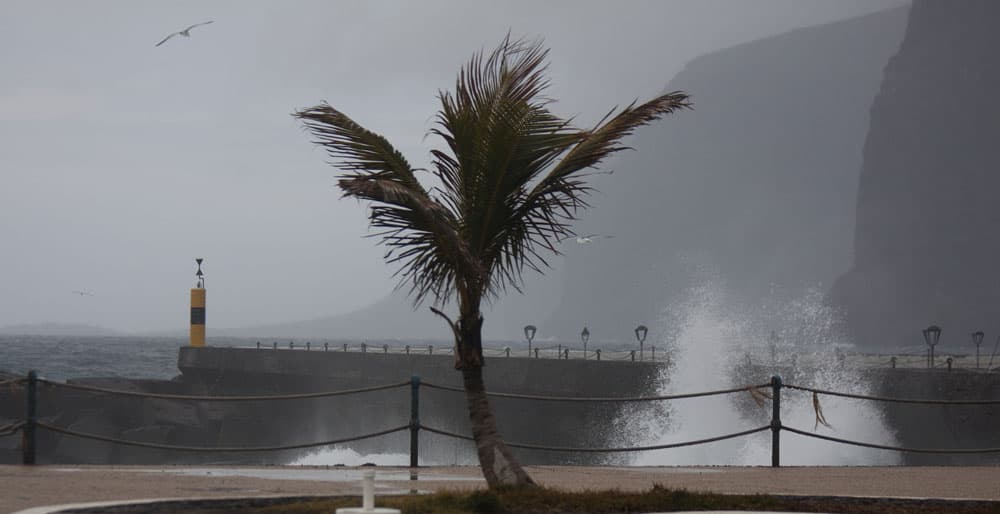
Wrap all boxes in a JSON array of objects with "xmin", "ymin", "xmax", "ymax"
[{"xmin": 1, "ymin": 0, "xmax": 906, "ymax": 337}]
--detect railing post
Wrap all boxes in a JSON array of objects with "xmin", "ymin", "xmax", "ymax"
[
  {"xmin": 410, "ymin": 375, "xmax": 420, "ymax": 468},
  {"xmin": 770, "ymin": 375, "xmax": 782, "ymax": 467},
  {"xmin": 23, "ymin": 370, "xmax": 37, "ymax": 465}
]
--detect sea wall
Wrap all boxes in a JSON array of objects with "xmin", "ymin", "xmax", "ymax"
[
  {"xmin": 3, "ymin": 348, "xmax": 997, "ymax": 466},
  {"xmin": 0, "ymin": 347, "xmax": 662, "ymax": 465}
]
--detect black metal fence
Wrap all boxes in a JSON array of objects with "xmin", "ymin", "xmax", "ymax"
[{"xmin": 2, "ymin": 372, "xmax": 999, "ymax": 466}]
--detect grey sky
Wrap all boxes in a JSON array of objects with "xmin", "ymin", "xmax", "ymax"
[{"xmin": 0, "ymin": 0, "xmax": 906, "ymax": 333}]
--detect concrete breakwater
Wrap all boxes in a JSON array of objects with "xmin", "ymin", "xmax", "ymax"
[
  {"xmin": 0, "ymin": 346, "xmax": 662, "ymax": 465},
  {"xmin": 1, "ymin": 346, "xmax": 997, "ymax": 466}
]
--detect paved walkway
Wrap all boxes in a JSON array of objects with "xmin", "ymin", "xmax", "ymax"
[{"xmin": 2, "ymin": 465, "xmax": 999, "ymax": 513}]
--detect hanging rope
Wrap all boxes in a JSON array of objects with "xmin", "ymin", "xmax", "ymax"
[
  {"xmin": 0, "ymin": 421, "xmax": 25, "ymax": 437},
  {"xmin": 37, "ymin": 379, "xmax": 409, "ymax": 401},
  {"xmin": 36, "ymin": 422, "xmax": 409, "ymax": 452},
  {"xmin": 421, "ymin": 381, "xmax": 771, "ymax": 402},
  {"xmin": 783, "ymin": 425, "xmax": 1000, "ymax": 454},
  {"xmin": 0, "ymin": 378, "xmax": 25, "ymax": 388},
  {"xmin": 747, "ymin": 385, "xmax": 772, "ymax": 407},
  {"xmin": 785, "ymin": 383, "xmax": 1000, "ymax": 405},
  {"xmin": 419, "ymin": 423, "xmax": 770, "ymax": 453},
  {"xmin": 812, "ymin": 391, "xmax": 832, "ymax": 429}
]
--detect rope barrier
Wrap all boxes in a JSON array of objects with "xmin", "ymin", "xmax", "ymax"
[
  {"xmin": 783, "ymin": 426, "xmax": 1000, "ymax": 454},
  {"xmin": 419, "ymin": 424, "xmax": 770, "ymax": 453},
  {"xmin": 0, "ymin": 421, "xmax": 25, "ymax": 437},
  {"xmin": 421, "ymin": 381, "xmax": 771, "ymax": 402},
  {"xmin": 36, "ymin": 422, "xmax": 410, "ymax": 452},
  {"xmin": 37, "ymin": 379, "xmax": 410, "ymax": 402},
  {"xmin": 785, "ymin": 383, "xmax": 1000, "ymax": 405},
  {"xmin": 0, "ymin": 378, "xmax": 25, "ymax": 387}
]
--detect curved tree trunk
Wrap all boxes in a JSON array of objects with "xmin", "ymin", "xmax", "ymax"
[{"xmin": 456, "ymin": 312, "xmax": 536, "ymax": 489}]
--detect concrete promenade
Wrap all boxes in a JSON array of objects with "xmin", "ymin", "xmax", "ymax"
[{"xmin": 2, "ymin": 465, "xmax": 999, "ymax": 513}]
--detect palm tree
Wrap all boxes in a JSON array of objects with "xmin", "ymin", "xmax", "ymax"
[{"xmin": 295, "ymin": 36, "xmax": 689, "ymax": 488}]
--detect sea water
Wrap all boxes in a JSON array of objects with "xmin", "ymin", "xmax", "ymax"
[{"xmin": 625, "ymin": 281, "xmax": 900, "ymax": 466}]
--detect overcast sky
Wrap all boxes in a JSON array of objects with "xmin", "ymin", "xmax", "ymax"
[{"xmin": 0, "ymin": 0, "xmax": 907, "ymax": 333}]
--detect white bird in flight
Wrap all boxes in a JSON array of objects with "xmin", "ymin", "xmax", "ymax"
[
  {"xmin": 156, "ymin": 21, "xmax": 214, "ymax": 47},
  {"xmin": 561, "ymin": 234, "xmax": 614, "ymax": 244},
  {"xmin": 71, "ymin": 290, "xmax": 95, "ymax": 297}
]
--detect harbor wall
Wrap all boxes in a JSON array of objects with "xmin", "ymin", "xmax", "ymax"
[{"xmin": 2, "ymin": 347, "xmax": 998, "ymax": 466}]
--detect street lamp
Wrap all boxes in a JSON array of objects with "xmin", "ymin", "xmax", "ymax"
[
  {"xmin": 581, "ymin": 327, "xmax": 590, "ymax": 359},
  {"xmin": 923, "ymin": 325, "xmax": 942, "ymax": 368},
  {"xmin": 634, "ymin": 324, "xmax": 648, "ymax": 361},
  {"xmin": 972, "ymin": 330, "xmax": 985, "ymax": 369},
  {"xmin": 524, "ymin": 325, "xmax": 536, "ymax": 358}
]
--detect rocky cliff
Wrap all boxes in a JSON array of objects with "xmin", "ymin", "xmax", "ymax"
[
  {"xmin": 830, "ymin": 0, "xmax": 1000, "ymax": 349},
  {"xmin": 541, "ymin": 7, "xmax": 908, "ymax": 343}
]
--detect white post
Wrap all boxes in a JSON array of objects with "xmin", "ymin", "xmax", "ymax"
[
  {"xmin": 335, "ymin": 469, "xmax": 400, "ymax": 514},
  {"xmin": 363, "ymin": 470, "xmax": 375, "ymax": 511}
]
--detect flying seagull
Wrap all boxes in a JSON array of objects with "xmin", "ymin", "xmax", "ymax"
[
  {"xmin": 71, "ymin": 290, "xmax": 95, "ymax": 297},
  {"xmin": 156, "ymin": 21, "xmax": 214, "ymax": 47},
  {"xmin": 560, "ymin": 234, "xmax": 614, "ymax": 244}
]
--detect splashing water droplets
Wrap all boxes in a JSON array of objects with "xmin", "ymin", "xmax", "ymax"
[{"xmin": 627, "ymin": 281, "xmax": 900, "ymax": 466}]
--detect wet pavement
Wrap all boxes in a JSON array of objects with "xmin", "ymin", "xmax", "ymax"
[{"xmin": 2, "ymin": 465, "xmax": 999, "ymax": 513}]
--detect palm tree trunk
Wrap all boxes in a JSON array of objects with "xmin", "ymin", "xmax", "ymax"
[
  {"xmin": 457, "ymin": 312, "xmax": 536, "ymax": 489},
  {"xmin": 461, "ymin": 361, "xmax": 536, "ymax": 488}
]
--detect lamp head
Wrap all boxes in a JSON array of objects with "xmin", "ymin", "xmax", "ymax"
[
  {"xmin": 523, "ymin": 324, "xmax": 536, "ymax": 343},
  {"xmin": 922, "ymin": 325, "xmax": 942, "ymax": 347},
  {"xmin": 972, "ymin": 331, "xmax": 985, "ymax": 346},
  {"xmin": 581, "ymin": 326, "xmax": 590, "ymax": 344},
  {"xmin": 634, "ymin": 324, "xmax": 648, "ymax": 344}
]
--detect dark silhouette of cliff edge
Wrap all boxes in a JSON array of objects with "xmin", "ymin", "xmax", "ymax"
[
  {"xmin": 541, "ymin": 7, "xmax": 908, "ymax": 343},
  {"xmin": 830, "ymin": 0, "xmax": 1000, "ymax": 349}
]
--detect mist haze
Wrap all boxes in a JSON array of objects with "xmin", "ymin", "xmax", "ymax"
[{"xmin": 2, "ymin": 1, "xmax": 909, "ymax": 339}]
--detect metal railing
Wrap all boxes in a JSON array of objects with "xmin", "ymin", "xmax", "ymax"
[
  {"xmin": 249, "ymin": 341, "xmax": 663, "ymax": 362},
  {"xmin": 2, "ymin": 372, "xmax": 999, "ymax": 466}
]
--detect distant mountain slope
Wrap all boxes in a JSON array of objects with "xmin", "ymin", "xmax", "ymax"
[
  {"xmin": 541, "ymin": 7, "xmax": 909, "ymax": 341},
  {"xmin": 221, "ymin": 7, "xmax": 909, "ymax": 343},
  {"xmin": 830, "ymin": 0, "xmax": 1000, "ymax": 348}
]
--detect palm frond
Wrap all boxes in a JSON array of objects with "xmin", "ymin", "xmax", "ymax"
[
  {"xmin": 295, "ymin": 104, "xmax": 479, "ymax": 305},
  {"xmin": 520, "ymin": 91, "xmax": 692, "ymax": 251}
]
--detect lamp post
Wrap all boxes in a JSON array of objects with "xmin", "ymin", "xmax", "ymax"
[
  {"xmin": 923, "ymin": 325, "xmax": 941, "ymax": 368},
  {"xmin": 581, "ymin": 327, "xmax": 590, "ymax": 359},
  {"xmin": 634, "ymin": 324, "xmax": 648, "ymax": 361},
  {"xmin": 524, "ymin": 325, "xmax": 536, "ymax": 358},
  {"xmin": 769, "ymin": 331, "xmax": 779, "ymax": 366},
  {"xmin": 972, "ymin": 330, "xmax": 985, "ymax": 369}
]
